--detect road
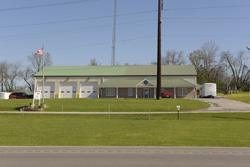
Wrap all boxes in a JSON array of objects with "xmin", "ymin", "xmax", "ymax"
[
  {"xmin": 198, "ymin": 98, "xmax": 250, "ymax": 112},
  {"xmin": 0, "ymin": 147, "xmax": 250, "ymax": 167}
]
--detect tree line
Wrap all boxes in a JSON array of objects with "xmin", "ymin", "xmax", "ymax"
[
  {"xmin": 1, "ymin": 40, "xmax": 249, "ymax": 93},
  {"xmin": 151, "ymin": 41, "xmax": 250, "ymax": 92},
  {"xmin": 0, "ymin": 52, "xmax": 52, "ymax": 92}
]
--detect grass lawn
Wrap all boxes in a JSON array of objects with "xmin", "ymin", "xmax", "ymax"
[
  {"xmin": 227, "ymin": 92, "xmax": 250, "ymax": 104},
  {"xmin": 0, "ymin": 98, "xmax": 209, "ymax": 112},
  {"xmin": 0, "ymin": 113, "xmax": 250, "ymax": 147}
]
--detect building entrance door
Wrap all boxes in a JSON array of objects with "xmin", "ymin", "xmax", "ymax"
[{"xmin": 143, "ymin": 88, "xmax": 150, "ymax": 98}]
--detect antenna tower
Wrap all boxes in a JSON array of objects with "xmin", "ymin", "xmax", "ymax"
[{"xmin": 111, "ymin": 0, "xmax": 117, "ymax": 66}]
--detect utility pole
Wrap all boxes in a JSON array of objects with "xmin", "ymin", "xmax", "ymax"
[
  {"xmin": 157, "ymin": 0, "xmax": 163, "ymax": 100},
  {"xmin": 111, "ymin": 0, "xmax": 117, "ymax": 66}
]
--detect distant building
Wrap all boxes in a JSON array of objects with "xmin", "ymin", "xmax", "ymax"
[{"xmin": 34, "ymin": 65, "xmax": 197, "ymax": 99}]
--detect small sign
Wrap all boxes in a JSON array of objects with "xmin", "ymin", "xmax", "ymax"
[
  {"xmin": 176, "ymin": 105, "xmax": 180, "ymax": 110},
  {"xmin": 34, "ymin": 89, "xmax": 41, "ymax": 100},
  {"xmin": 144, "ymin": 80, "xmax": 148, "ymax": 85}
]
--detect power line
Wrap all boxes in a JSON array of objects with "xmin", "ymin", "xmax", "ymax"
[
  {"xmin": 0, "ymin": 0, "xmax": 97, "ymax": 12},
  {"xmin": 163, "ymin": 17, "xmax": 250, "ymax": 20},
  {"xmin": 2, "ymin": 34, "xmax": 249, "ymax": 58},
  {"xmin": 0, "ymin": 15, "xmax": 113, "ymax": 29},
  {"xmin": 1, "ymin": 1, "xmax": 249, "ymax": 13},
  {"xmin": 165, "ymin": 34, "xmax": 250, "ymax": 37},
  {"xmin": 0, "ymin": 34, "xmax": 159, "ymax": 57},
  {"xmin": 164, "ymin": 4, "xmax": 250, "ymax": 11},
  {"xmin": 0, "ymin": 10, "xmax": 157, "ymax": 29},
  {"xmin": 0, "ymin": 20, "xmax": 156, "ymax": 41}
]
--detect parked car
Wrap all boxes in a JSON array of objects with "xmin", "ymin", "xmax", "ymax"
[
  {"xmin": 9, "ymin": 92, "xmax": 33, "ymax": 99},
  {"xmin": 161, "ymin": 91, "xmax": 172, "ymax": 98}
]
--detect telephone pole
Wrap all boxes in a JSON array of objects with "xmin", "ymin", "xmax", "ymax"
[
  {"xmin": 111, "ymin": 0, "xmax": 117, "ymax": 66},
  {"xmin": 157, "ymin": 0, "xmax": 163, "ymax": 100}
]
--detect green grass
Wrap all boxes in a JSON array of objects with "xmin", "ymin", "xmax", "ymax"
[
  {"xmin": 217, "ymin": 92, "xmax": 226, "ymax": 96},
  {"xmin": 227, "ymin": 92, "xmax": 250, "ymax": 104},
  {"xmin": 0, "ymin": 98, "xmax": 209, "ymax": 112},
  {"xmin": 0, "ymin": 113, "xmax": 250, "ymax": 147}
]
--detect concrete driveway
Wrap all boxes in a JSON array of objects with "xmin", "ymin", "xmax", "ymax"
[{"xmin": 198, "ymin": 98, "xmax": 250, "ymax": 112}]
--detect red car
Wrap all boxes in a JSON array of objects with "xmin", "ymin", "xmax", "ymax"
[
  {"xmin": 161, "ymin": 91, "xmax": 172, "ymax": 98},
  {"xmin": 9, "ymin": 92, "xmax": 33, "ymax": 99}
]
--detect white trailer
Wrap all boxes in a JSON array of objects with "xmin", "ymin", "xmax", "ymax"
[
  {"xmin": 0, "ymin": 92, "xmax": 11, "ymax": 99},
  {"xmin": 200, "ymin": 83, "xmax": 216, "ymax": 98}
]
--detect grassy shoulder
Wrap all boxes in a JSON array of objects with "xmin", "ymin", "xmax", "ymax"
[
  {"xmin": 0, "ymin": 98, "xmax": 209, "ymax": 112},
  {"xmin": 226, "ymin": 92, "xmax": 250, "ymax": 104},
  {"xmin": 0, "ymin": 113, "xmax": 250, "ymax": 147}
]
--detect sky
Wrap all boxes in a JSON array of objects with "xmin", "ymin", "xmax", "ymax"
[{"xmin": 1, "ymin": 0, "xmax": 250, "ymax": 67}]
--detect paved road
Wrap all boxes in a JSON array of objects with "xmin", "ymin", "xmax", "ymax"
[
  {"xmin": 198, "ymin": 98, "xmax": 250, "ymax": 112},
  {"xmin": 0, "ymin": 147, "xmax": 250, "ymax": 167}
]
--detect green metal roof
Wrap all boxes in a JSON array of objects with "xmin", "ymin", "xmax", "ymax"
[
  {"xmin": 34, "ymin": 65, "xmax": 197, "ymax": 77},
  {"xmin": 99, "ymin": 78, "xmax": 196, "ymax": 88}
]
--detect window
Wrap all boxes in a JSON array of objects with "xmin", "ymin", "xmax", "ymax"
[
  {"xmin": 106, "ymin": 88, "xmax": 115, "ymax": 96},
  {"xmin": 178, "ymin": 88, "xmax": 188, "ymax": 96},
  {"xmin": 128, "ymin": 88, "xmax": 133, "ymax": 96}
]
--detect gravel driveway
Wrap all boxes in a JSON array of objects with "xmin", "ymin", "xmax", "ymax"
[{"xmin": 198, "ymin": 98, "xmax": 250, "ymax": 112}]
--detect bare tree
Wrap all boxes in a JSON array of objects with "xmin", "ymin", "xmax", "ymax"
[
  {"xmin": 27, "ymin": 52, "xmax": 52, "ymax": 73},
  {"xmin": 163, "ymin": 50, "xmax": 186, "ymax": 65},
  {"xmin": 0, "ymin": 61, "xmax": 21, "ymax": 92},
  {"xmin": 89, "ymin": 58, "xmax": 98, "ymax": 66},
  {"xmin": 200, "ymin": 40, "xmax": 219, "ymax": 77},
  {"xmin": 188, "ymin": 50, "xmax": 203, "ymax": 71},
  {"xmin": 188, "ymin": 49, "xmax": 210, "ymax": 83},
  {"xmin": 23, "ymin": 52, "xmax": 52, "ymax": 91},
  {"xmin": 221, "ymin": 50, "xmax": 250, "ymax": 90},
  {"xmin": 151, "ymin": 50, "xmax": 185, "ymax": 65},
  {"xmin": 0, "ymin": 61, "xmax": 8, "ymax": 92},
  {"xmin": 124, "ymin": 62, "xmax": 129, "ymax": 66},
  {"xmin": 20, "ymin": 67, "xmax": 34, "ymax": 91},
  {"xmin": 188, "ymin": 41, "xmax": 220, "ymax": 84}
]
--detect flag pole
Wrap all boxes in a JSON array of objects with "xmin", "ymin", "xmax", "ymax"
[{"xmin": 42, "ymin": 44, "xmax": 45, "ymax": 105}]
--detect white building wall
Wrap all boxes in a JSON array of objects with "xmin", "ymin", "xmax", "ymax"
[{"xmin": 35, "ymin": 75, "xmax": 197, "ymax": 99}]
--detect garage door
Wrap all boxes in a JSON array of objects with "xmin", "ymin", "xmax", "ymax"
[
  {"xmin": 60, "ymin": 82, "xmax": 77, "ymax": 98},
  {"xmin": 80, "ymin": 82, "xmax": 98, "ymax": 98},
  {"xmin": 37, "ymin": 82, "xmax": 55, "ymax": 99}
]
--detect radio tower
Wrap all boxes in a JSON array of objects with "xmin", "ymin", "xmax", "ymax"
[{"xmin": 111, "ymin": 0, "xmax": 117, "ymax": 66}]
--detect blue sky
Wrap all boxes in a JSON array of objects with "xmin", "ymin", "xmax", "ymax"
[{"xmin": 1, "ymin": 0, "xmax": 250, "ymax": 66}]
